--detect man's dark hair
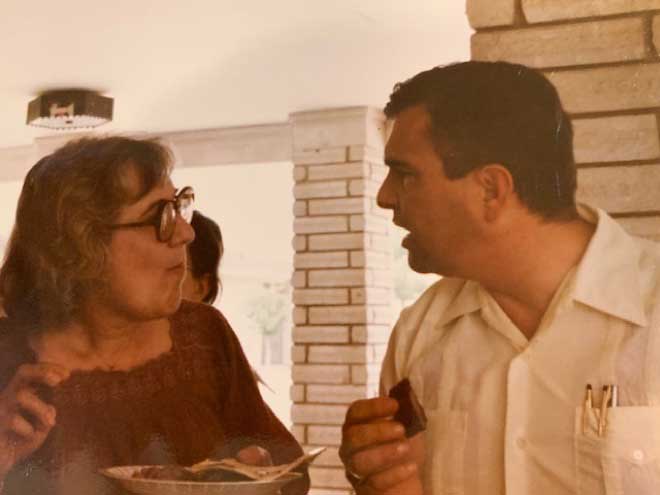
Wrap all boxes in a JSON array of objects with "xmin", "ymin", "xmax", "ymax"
[
  {"xmin": 188, "ymin": 211, "xmax": 223, "ymax": 304},
  {"xmin": 385, "ymin": 61, "xmax": 577, "ymax": 220}
]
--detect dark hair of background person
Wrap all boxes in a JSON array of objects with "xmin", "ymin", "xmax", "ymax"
[
  {"xmin": 0, "ymin": 136, "xmax": 173, "ymax": 330},
  {"xmin": 384, "ymin": 61, "xmax": 577, "ymax": 221},
  {"xmin": 189, "ymin": 210, "xmax": 223, "ymax": 304}
]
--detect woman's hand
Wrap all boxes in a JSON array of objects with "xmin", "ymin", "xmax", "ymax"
[
  {"xmin": 0, "ymin": 363, "xmax": 69, "ymax": 479},
  {"xmin": 236, "ymin": 445, "xmax": 273, "ymax": 466}
]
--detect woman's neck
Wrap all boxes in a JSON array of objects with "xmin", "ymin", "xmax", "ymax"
[{"xmin": 29, "ymin": 315, "xmax": 172, "ymax": 372}]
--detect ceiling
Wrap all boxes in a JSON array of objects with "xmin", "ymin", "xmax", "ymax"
[{"xmin": 0, "ymin": 1, "xmax": 471, "ymax": 150}]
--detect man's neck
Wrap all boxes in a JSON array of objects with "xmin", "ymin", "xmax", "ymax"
[{"xmin": 476, "ymin": 217, "xmax": 596, "ymax": 340}]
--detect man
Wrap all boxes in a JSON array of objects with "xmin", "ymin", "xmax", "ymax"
[{"xmin": 340, "ymin": 61, "xmax": 660, "ymax": 495}]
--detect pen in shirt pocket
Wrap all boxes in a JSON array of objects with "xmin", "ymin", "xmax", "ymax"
[{"xmin": 582, "ymin": 383, "xmax": 618, "ymax": 436}]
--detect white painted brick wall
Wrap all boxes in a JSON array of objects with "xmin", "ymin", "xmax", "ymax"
[
  {"xmin": 307, "ymin": 426, "xmax": 343, "ymax": 446},
  {"xmin": 352, "ymin": 325, "xmax": 393, "ymax": 344},
  {"xmin": 292, "ymin": 344, "xmax": 307, "ymax": 363},
  {"xmin": 290, "ymin": 108, "xmax": 392, "ymax": 495},
  {"xmin": 308, "ymin": 233, "xmax": 365, "ymax": 251},
  {"xmin": 294, "ymin": 147, "xmax": 348, "ymax": 165},
  {"xmin": 349, "ymin": 214, "xmax": 389, "ymax": 234},
  {"xmin": 351, "ymin": 364, "xmax": 382, "ymax": 385},
  {"xmin": 348, "ymin": 179, "xmax": 381, "ymax": 197},
  {"xmin": 547, "ymin": 64, "xmax": 660, "ymax": 114},
  {"xmin": 522, "ymin": 0, "xmax": 660, "ymax": 23},
  {"xmin": 293, "ymin": 325, "xmax": 350, "ymax": 344},
  {"xmin": 294, "ymin": 216, "xmax": 349, "ymax": 234},
  {"xmin": 294, "ymin": 252, "xmax": 349, "ymax": 269},
  {"xmin": 573, "ymin": 115, "xmax": 660, "ymax": 163},
  {"xmin": 307, "ymin": 385, "xmax": 368, "ymax": 404},
  {"xmin": 578, "ymin": 164, "xmax": 660, "ymax": 213},
  {"xmin": 293, "ymin": 289, "xmax": 350, "ymax": 306},
  {"xmin": 308, "ymin": 345, "xmax": 369, "ymax": 364},
  {"xmin": 292, "ymin": 365, "xmax": 351, "ymax": 384},
  {"xmin": 308, "ymin": 269, "xmax": 366, "ymax": 287},
  {"xmin": 294, "ymin": 181, "xmax": 347, "ymax": 200},
  {"xmin": 308, "ymin": 197, "xmax": 366, "ymax": 216},
  {"xmin": 466, "ymin": 0, "xmax": 516, "ymax": 28},
  {"xmin": 472, "ymin": 17, "xmax": 646, "ymax": 68},
  {"xmin": 313, "ymin": 448, "xmax": 343, "ymax": 468},
  {"xmin": 292, "ymin": 271, "xmax": 306, "ymax": 288},
  {"xmin": 293, "ymin": 200, "xmax": 307, "ymax": 217},
  {"xmin": 293, "ymin": 307, "xmax": 307, "ymax": 325},
  {"xmin": 308, "ymin": 306, "xmax": 369, "ymax": 325},
  {"xmin": 617, "ymin": 217, "xmax": 660, "ymax": 240},
  {"xmin": 292, "ymin": 235, "xmax": 307, "ymax": 252},
  {"xmin": 291, "ymin": 404, "xmax": 348, "ymax": 425},
  {"xmin": 307, "ymin": 163, "xmax": 369, "ymax": 181}
]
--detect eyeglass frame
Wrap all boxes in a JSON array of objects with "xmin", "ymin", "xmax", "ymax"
[{"xmin": 109, "ymin": 186, "xmax": 195, "ymax": 242}]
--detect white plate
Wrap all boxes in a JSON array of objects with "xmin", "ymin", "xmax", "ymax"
[{"xmin": 100, "ymin": 465, "xmax": 302, "ymax": 495}]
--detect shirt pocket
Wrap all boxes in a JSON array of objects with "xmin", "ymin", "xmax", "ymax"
[
  {"xmin": 425, "ymin": 409, "xmax": 467, "ymax": 495},
  {"xmin": 574, "ymin": 406, "xmax": 660, "ymax": 495}
]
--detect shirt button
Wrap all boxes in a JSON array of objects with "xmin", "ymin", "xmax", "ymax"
[
  {"xmin": 516, "ymin": 438, "xmax": 526, "ymax": 449},
  {"xmin": 632, "ymin": 449, "xmax": 645, "ymax": 461}
]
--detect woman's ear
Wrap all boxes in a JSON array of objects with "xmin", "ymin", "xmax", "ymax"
[{"xmin": 473, "ymin": 164, "xmax": 514, "ymax": 222}]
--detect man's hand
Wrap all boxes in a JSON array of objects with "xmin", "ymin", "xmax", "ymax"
[
  {"xmin": 340, "ymin": 397, "xmax": 424, "ymax": 495},
  {"xmin": 0, "ymin": 363, "xmax": 69, "ymax": 480}
]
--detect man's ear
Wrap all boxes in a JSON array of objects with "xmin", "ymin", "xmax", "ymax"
[{"xmin": 473, "ymin": 164, "xmax": 515, "ymax": 222}]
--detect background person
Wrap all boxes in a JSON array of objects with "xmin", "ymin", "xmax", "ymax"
[
  {"xmin": 340, "ymin": 61, "xmax": 660, "ymax": 495},
  {"xmin": 182, "ymin": 210, "xmax": 223, "ymax": 304},
  {"xmin": 0, "ymin": 137, "xmax": 308, "ymax": 495}
]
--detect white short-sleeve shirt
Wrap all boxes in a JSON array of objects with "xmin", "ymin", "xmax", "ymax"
[{"xmin": 380, "ymin": 205, "xmax": 660, "ymax": 495}]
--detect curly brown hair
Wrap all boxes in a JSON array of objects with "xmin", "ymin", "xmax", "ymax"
[{"xmin": 0, "ymin": 136, "xmax": 173, "ymax": 330}]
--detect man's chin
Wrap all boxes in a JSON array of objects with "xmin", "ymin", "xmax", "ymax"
[{"xmin": 407, "ymin": 252, "xmax": 435, "ymax": 274}]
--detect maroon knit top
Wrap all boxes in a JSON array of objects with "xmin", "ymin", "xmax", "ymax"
[{"xmin": 0, "ymin": 301, "xmax": 308, "ymax": 495}]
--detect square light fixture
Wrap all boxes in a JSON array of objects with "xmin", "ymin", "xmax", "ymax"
[{"xmin": 27, "ymin": 90, "xmax": 113, "ymax": 130}]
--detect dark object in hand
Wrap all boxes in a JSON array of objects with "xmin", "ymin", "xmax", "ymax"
[{"xmin": 388, "ymin": 378, "xmax": 427, "ymax": 437}]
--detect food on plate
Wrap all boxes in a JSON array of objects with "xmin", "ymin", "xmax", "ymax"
[{"xmin": 132, "ymin": 465, "xmax": 251, "ymax": 482}]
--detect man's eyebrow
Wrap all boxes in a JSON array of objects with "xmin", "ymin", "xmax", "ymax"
[{"xmin": 385, "ymin": 158, "xmax": 412, "ymax": 170}]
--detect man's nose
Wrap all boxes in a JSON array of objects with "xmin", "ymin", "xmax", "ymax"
[{"xmin": 376, "ymin": 170, "xmax": 395, "ymax": 210}]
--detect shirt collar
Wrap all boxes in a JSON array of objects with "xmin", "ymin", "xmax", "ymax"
[
  {"xmin": 571, "ymin": 204, "xmax": 647, "ymax": 327},
  {"xmin": 433, "ymin": 279, "xmax": 481, "ymax": 328},
  {"xmin": 433, "ymin": 204, "xmax": 647, "ymax": 330}
]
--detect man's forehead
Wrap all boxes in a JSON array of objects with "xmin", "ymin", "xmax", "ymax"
[{"xmin": 385, "ymin": 105, "xmax": 432, "ymax": 155}]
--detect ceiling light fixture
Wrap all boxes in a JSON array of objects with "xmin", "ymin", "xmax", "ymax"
[{"xmin": 26, "ymin": 89, "xmax": 113, "ymax": 130}]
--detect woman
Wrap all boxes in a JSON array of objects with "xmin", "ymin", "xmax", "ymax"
[
  {"xmin": 0, "ymin": 137, "xmax": 308, "ymax": 495},
  {"xmin": 182, "ymin": 211, "xmax": 223, "ymax": 304}
]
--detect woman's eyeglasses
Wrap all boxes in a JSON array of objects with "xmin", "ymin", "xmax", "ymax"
[{"xmin": 110, "ymin": 186, "xmax": 195, "ymax": 242}]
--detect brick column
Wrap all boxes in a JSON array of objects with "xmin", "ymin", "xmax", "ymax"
[
  {"xmin": 469, "ymin": 0, "xmax": 660, "ymax": 238},
  {"xmin": 289, "ymin": 107, "xmax": 393, "ymax": 494}
]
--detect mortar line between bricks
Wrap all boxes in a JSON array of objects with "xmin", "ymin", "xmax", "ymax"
[
  {"xmin": 541, "ymin": 58, "xmax": 660, "ymax": 75},
  {"xmin": 569, "ymin": 107, "xmax": 660, "ymax": 120},
  {"xmin": 474, "ymin": 10, "xmax": 660, "ymax": 33},
  {"xmin": 611, "ymin": 210, "xmax": 660, "ymax": 218},
  {"xmin": 577, "ymin": 159, "xmax": 660, "ymax": 169}
]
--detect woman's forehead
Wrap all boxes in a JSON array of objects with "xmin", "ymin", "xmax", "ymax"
[{"xmin": 118, "ymin": 175, "xmax": 175, "ymax": 219}]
